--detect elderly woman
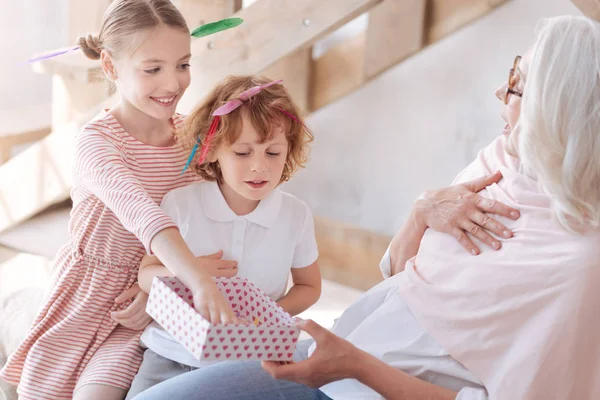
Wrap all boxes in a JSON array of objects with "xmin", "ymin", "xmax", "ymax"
[{"xmin": 133, "ymin": 15, "xmax": 600, "ymax": 400}]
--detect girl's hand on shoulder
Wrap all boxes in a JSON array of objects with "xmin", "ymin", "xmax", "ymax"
[
  {"xmin": 415, "ymin": 171, "xmax": 520, "ymax": 255},
  {"xmin": 112, "ymin": 283, "xmax": 153, "ymax": 330}
]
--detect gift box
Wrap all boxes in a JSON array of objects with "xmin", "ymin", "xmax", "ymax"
[{"xmin": 146, "ymin": 276, "xmax": 300, "ymax": 361}]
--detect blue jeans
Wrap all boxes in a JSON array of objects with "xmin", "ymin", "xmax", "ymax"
[{"xmin": 132, "ymin": 340, "xmax": 332, "ymax": 400}]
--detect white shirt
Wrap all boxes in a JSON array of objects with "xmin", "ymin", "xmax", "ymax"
[
  {"xmin": 309, "ymin": 249, "xmax": 489, "ymax": 400},
  {"xmin": 141, "ymin": 180, "xmax": 319, "ymax": 367}
]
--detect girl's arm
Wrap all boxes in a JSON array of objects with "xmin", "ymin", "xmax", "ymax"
[
  {"xmin": 76, "ymin": 130, "xmax": 237, "ymax": 323},
  {"xmin": 355, "ymin": 350, "xmax": 457, "ymax": 400},
  {"xmin": 263, "ymin": 319, "xmax": 458, "ymax": 400},
  {"xmin": 277, "ymin": 262, "xmax": 321, "ymax": 316},
  {"xmin": 138, "ymin": 248, "xmax": 238, "ymax": 294},
  {"xmin": 149, "ymin": 229, "xmax": 238, "ymax": 323}
]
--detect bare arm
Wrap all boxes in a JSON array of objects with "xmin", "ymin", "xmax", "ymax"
[
  {"xmin": 388, "ymin": 209, "xmax": 427, "ymax": 276},
  {"xmin": 149, "ymin": 228, "xmax": 239, "ymax": 324},
  {"xmin": 139, "ymin": 247, "xmax": 238, "ymax": 294},
  {"xmin": 355, "ymin": 351, "xmax": 456, "ymax": 400},
  {"xmin": 277, "ymin": 262, "xmax": 322, "ymax": 316},
  {"xmin": 263, "ymin": 319, "xmax": 456, "ymax": 400},
  {"xmin": 149, "ymin": 228, "xmax": 208, "ymax": 288}
]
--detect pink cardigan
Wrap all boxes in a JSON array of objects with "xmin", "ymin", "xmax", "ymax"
[{"xmin": 397, "ymin": 134, "xmax": 600, "ymax": 399}]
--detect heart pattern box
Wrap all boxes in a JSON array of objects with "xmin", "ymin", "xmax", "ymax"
[{"xmin": 146, "ymin": 276, "xmax": 300, "ymax": 361}]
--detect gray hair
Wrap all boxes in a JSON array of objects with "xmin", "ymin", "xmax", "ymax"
[{"xmin": 518, "ymin": 16, "xmax": 600, "ymax": 231}]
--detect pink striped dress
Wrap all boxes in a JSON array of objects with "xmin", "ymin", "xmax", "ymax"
[{"xmin": 0, "ymin": 110, "xmax": 197, "ymax": 399}]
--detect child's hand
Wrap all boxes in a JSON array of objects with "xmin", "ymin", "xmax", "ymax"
[
  {"xmin": 192, "ymin": 278, "xmax": 239, "ymax": 325},
  {"xmin": 112, "ymin": 283, "xmax": 153, "ymax": 330},
  {"xmin": 196, "ymin": 250, "xmax": 238, "ymax": 278}
]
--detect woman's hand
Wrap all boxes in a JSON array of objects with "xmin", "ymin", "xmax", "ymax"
[
  {"xmin": 262, "ymin": 319, "xmax": 360, "ymax": 388},
  {"xmin": 415, "ymin": 171, "xmax": 520, "ymax": 255},
  {"xmin": 264, "ymin": 320, "xmax": 459, "ymax": 400},
  {"xmin": 112, "ymin": 283, "xmax": 153, "ymax": 330}
]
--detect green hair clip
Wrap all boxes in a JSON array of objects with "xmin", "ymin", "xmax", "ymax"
[{"xmin": 191, "ymin": 17, "xmax": 244, "ymax": 38}]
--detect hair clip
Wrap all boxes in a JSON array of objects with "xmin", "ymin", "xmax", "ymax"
[
  {"xmin": 28, "ymin": 17, "xmax": 244, "ymax": 63},
  {"xmin": 182, "ymin": 79, "xmax": 288, "ymax": 174}
]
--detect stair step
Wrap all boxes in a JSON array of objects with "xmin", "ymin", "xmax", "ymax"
[
  {"xmin": 0, "ymin": 103, "xmax": 52, "ymax": 163},
  {"xmin": 0, "ymin": 205, "xmax": 70, "ymax": 259},
  {"xmin": 0, "ymin": 251, "xmax": 53, "ymax": 299}
]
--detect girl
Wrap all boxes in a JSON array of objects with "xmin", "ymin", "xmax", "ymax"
[
  {"xmin": 0, "ymin": 1, "xmax": 238, "ymax": 399},
  {"xmin": 127, "ymin": 75, "xmax": 322, "ymax": 397}
]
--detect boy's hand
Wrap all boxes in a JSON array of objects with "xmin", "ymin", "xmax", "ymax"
[
  {"xmin": 197, "ymin": 250, "xmax": 238, "ymax": 278},
  {"xmin": 112, "ymin": 283, "xmax": 153, "ymax": 330}
]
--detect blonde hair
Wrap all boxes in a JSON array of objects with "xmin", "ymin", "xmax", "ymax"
[
  {"xmin": 184, "ymin": 75, "xmax": 313, "ymax": 184},
  {"xmin": 77, "ymin": 0, "xmax": 188, "ymax": 60},
  {"xmin": 518, "ymin": 16, "xmax": 600, "ymax": 231}
]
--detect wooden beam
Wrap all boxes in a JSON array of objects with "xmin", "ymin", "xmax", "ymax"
[
  {"xmin": 571, "ymin": 0, "xmax": 600, "ymax": 20},
  {"xmin": 311, "ymin": 0, "xmax": 510, "ymax": 111},
  {"xmin": 261, "ymin": 47, "xmax": 313, "ymax": 113},
  {"xmin": 173, "ymin": 0, "xmax": 243, "ymax": 30},
  {"xmin": 364, "ymin": 0, "xmax": 427, "ymax": 80},
  {"xmin": 426, "ymin": 0, "xmax": 508, "ymax": 44},
  {"xmin": 179, "ymin": 0, "xmax": 382, "ymax": 113},
  {"xmin": 315, "ymin": 216, "xmax": 389, "ymax": 291},
  {"xmin": 311, "ymin": 32, "xmax": 365, "ymax": 111}
]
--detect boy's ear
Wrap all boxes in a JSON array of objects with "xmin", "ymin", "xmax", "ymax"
[
  {"xmin": 207, "ymin": 152, "xmax": 218, "ymax": 163},
  {"xmin": 101, "ymin": 50, "xmax": 118, "ymax": 81}
]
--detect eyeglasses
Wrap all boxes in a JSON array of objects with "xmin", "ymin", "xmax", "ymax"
[{"xmin": 505, "ymin": 55, "xmax": 523, "ymax": 105}]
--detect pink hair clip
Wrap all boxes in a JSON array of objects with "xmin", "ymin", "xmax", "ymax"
[{"xmin": 212, "ymin": 79, "xmax": 283, "ymax": 116}]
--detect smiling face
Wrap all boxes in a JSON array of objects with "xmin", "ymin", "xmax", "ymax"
[{"xmin": 105, "ymin": 25, "xmax": 192, "ymax": 121}]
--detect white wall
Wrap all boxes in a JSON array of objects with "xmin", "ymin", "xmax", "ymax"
[
  {"xmin": 0, "ymin": 0, "xmax": 68, "ymax": 112},
  {"xmin": 283, "ymin": 0, "xmax": 582, "ymax": 236}
]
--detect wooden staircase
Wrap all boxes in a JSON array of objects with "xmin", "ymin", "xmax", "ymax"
[{"xmin": 3, "ymin": 0, "xmax": 569, "ymax": 291}]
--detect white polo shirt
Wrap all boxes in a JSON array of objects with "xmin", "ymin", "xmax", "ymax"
[{"xmin": 141, "ymin": 180, "xmax": 319, "ymax": 367}]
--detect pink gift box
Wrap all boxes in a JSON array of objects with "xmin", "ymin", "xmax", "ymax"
[{"xmin": 146, "ymin": 276, "xmax": 300, "ymax": 361}]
